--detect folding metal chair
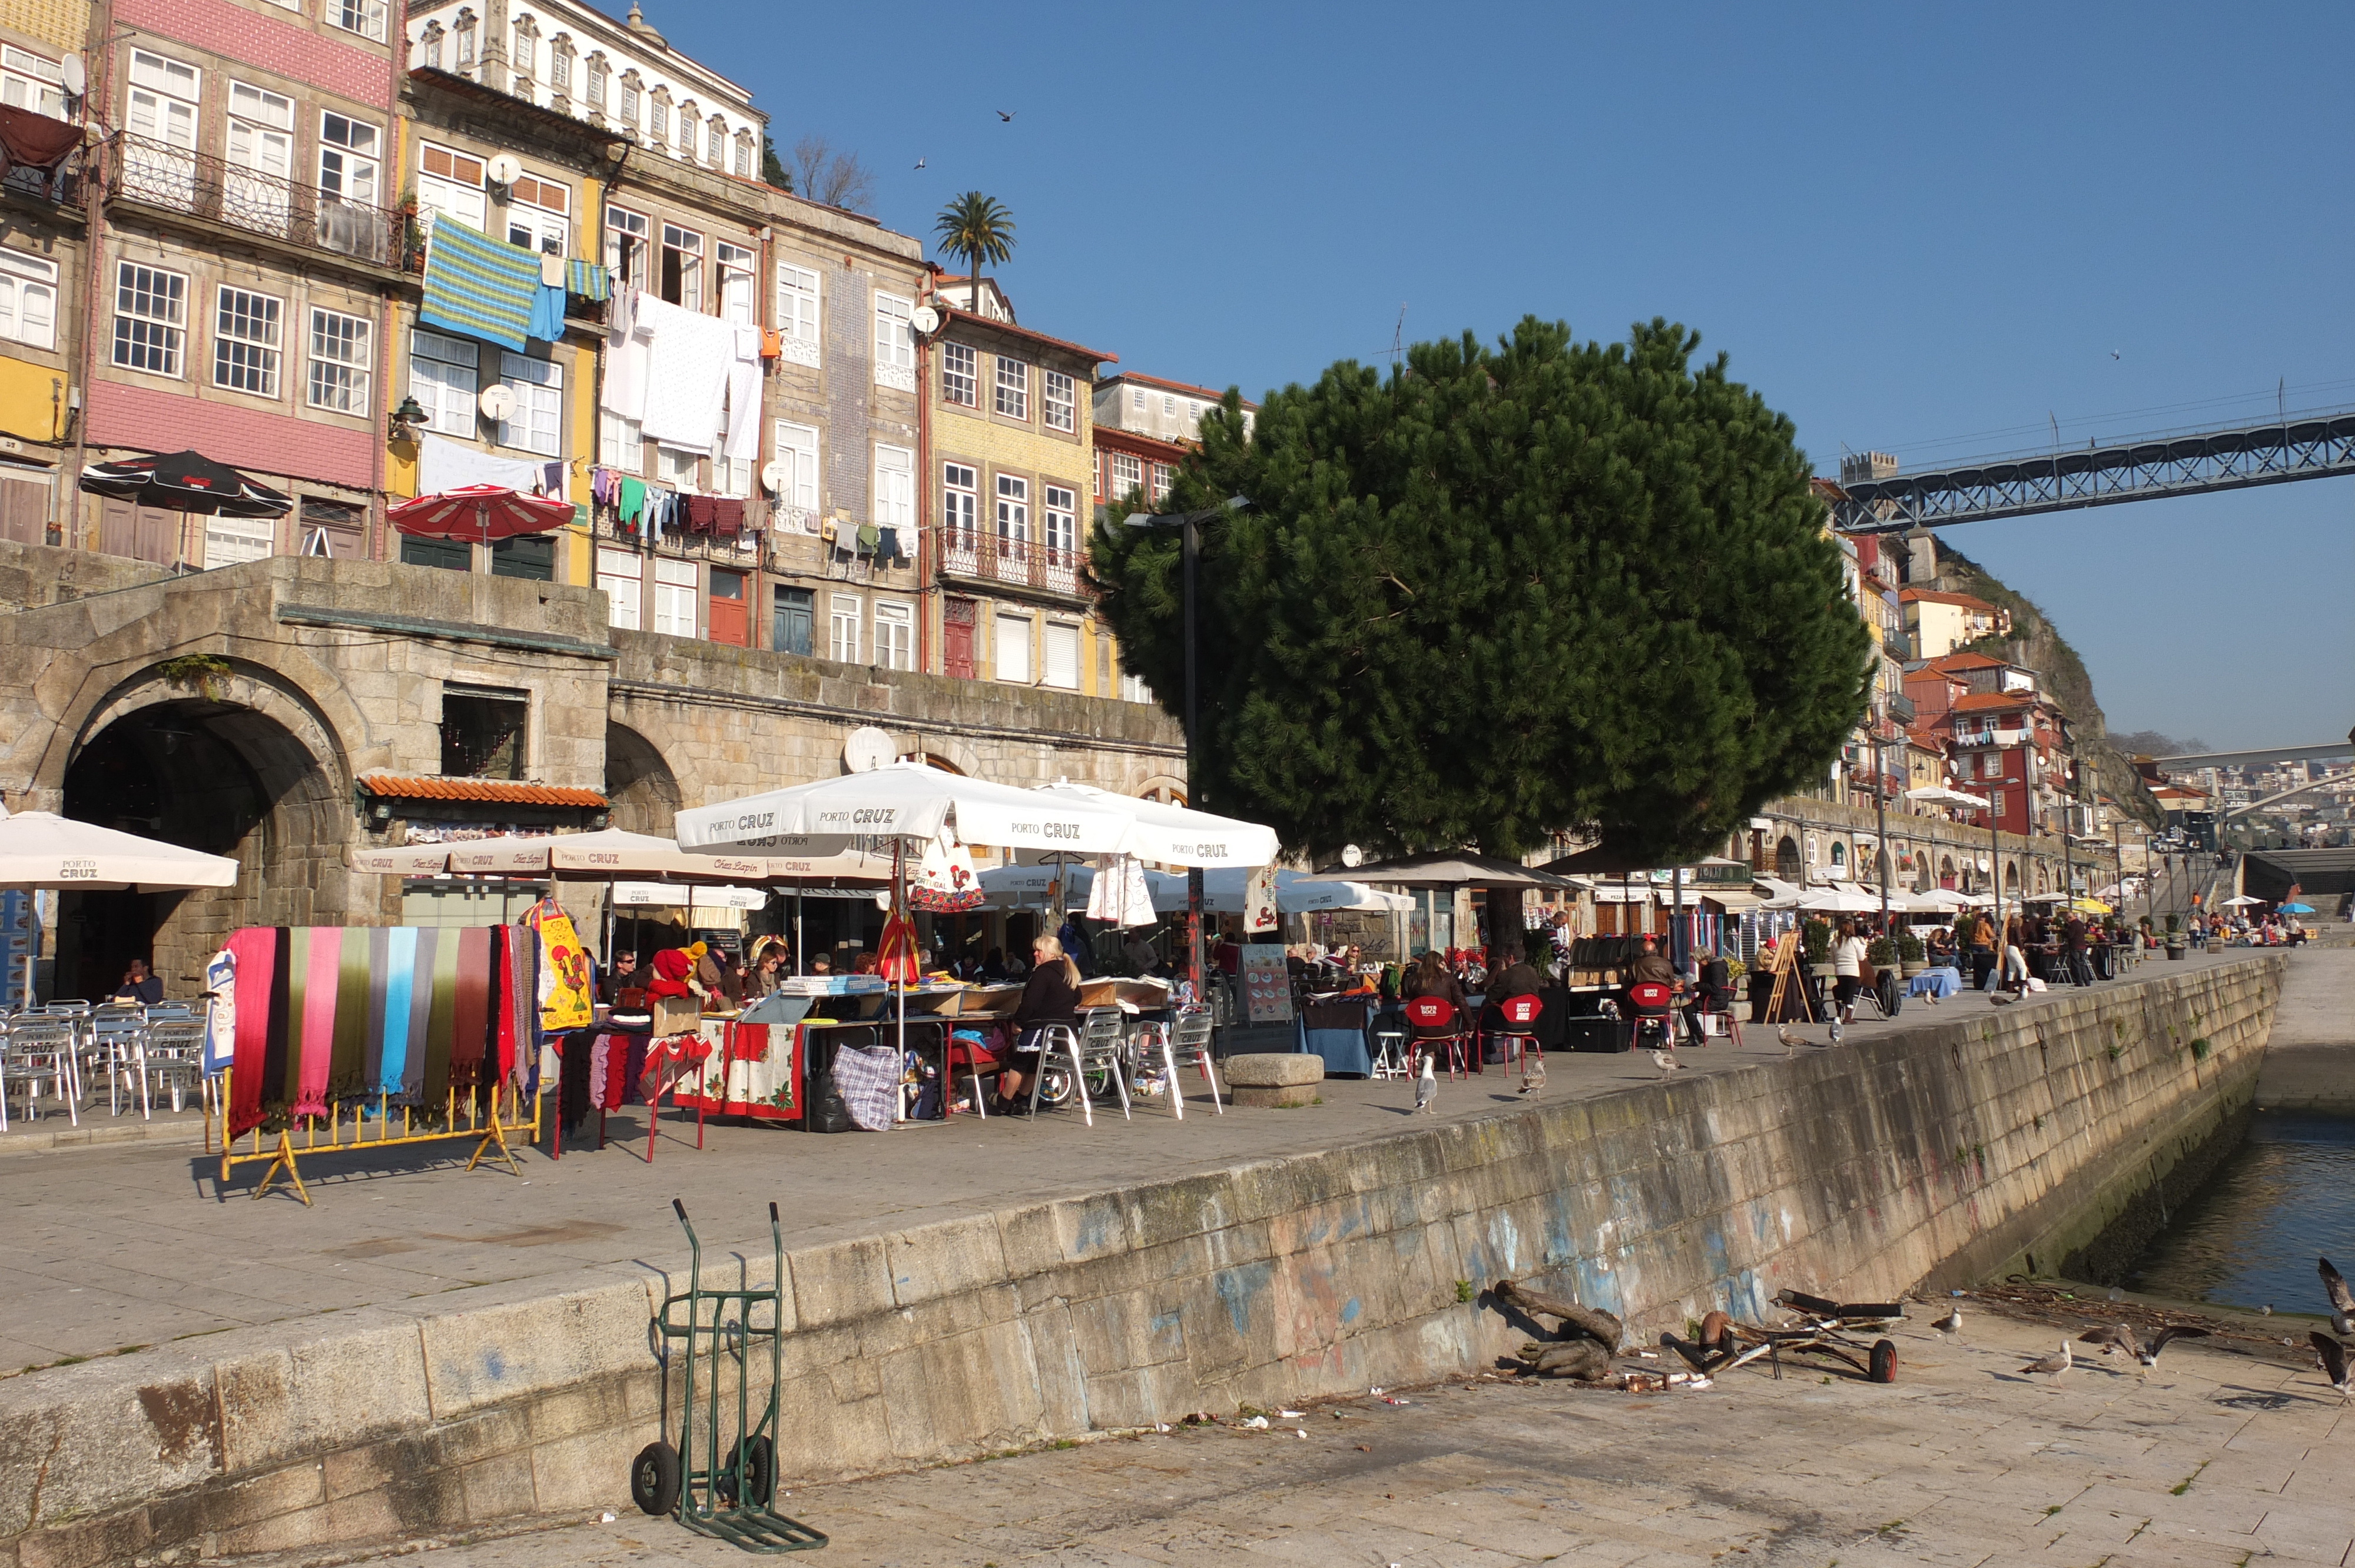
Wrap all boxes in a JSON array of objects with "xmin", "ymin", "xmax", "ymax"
[
  {"xmin": 1135, "ymin": 1009, "xmax": 1221, "ymax": 1118},
  {"xmin": 141, "ymin": 1020, "xmax": 207, "ymax": 1115},
  {"xmin": 0, "ymin": 1019, "xmax": 80, "ymax": 1128},
  {"xmin": 88, "ymin": 1006, "xmax": 149, "ymax": 1116},
  {"xmin": 1369, "ymin": 1016, "xmax": 1411, "ymax": 1079}
]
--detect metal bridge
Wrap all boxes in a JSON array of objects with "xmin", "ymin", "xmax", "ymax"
[{"xmin": 1827, "ymin": 406, "xmax": 2355, "ymax": 532}]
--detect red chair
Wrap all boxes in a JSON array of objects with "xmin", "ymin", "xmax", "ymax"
[
  {"xmin": 1490, "ymin": 993, "xmax": 1544, "ymax": 1087},
  {"xmin": 1404, "ymin": 995, "xmax": 1469, "ymax": 1079},
  {"xmin": 946, "ymin": 1032, "xmax": 1003, "ymax": 1117},
  {"xmin": 1627, "ymin": 981, "xmax": 1676, "ymax": 1052}
]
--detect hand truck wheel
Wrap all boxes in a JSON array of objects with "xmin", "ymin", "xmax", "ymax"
[
  {"xmin": 716, "ymin": 1434, "xmax": 776, "ymax": 1506},
  {"xmin": 1869, "ymin": 1338, "xmax": 1898, "ymax": 1384},
  {"xmin": 631, "ymin": 1440, "xmax": 681, "ymax": 1516}
]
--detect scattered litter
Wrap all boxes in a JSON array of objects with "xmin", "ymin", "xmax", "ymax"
[
  {"xmin": 1240, "ymin": 1415, "xmax": 1269, "ymax": 1429},
  {"xmin": 1295, "ymin": 1429, "xmax": 1308, "ymax": 1439},
  {"xmin": 599, "ymin": 1511, "xmax": 616, "ymax": 1524},
  {"xmin": 1357, "ymin": 1444, "xmax": 1371, "ymax": 1452},
  {"xmin": 1368, "ymin": 1386, "xmax": 1384, "ymax": 1395},
  {"xmin": 1278, "ymin": 1409, "xmax": 1303, "ymax": 1418},
  {"xmin": 1382, "ymin": 1397, "xmax": 1410, "ymax": 1406},
  {"xmin": 1155, "ymin": 1423, "xmax": 1170, "ymax": 1433},
  {"xmin": 1636, "ymin": 1350, "xmax": 1658, "ymax": 1359}
]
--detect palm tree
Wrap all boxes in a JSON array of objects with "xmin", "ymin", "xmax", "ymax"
[{"xmin": 934, "ymin": 192, "xmax": 1016, "ymax": 314}]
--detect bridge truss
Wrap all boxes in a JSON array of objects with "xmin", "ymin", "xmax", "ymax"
[{"xmin": 1829, "ymin": 408, "xmax": 2355, "ymax": 531}]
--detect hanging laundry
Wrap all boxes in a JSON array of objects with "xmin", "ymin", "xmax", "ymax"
[
  {"xmin": 618, "ymin": 476, "xmax": 648, "ymax": 523},
  {"xmin": 526, "ymin": 281, "xmax": 566, "ymax": 342},
  {"xmin": 856, "ymin": 522, "xmax": 880, "ymax": 556},
  {"xmin": 601, "ymin": 286, "xmax": 651, "ymax": 420},
  {"xmin": 566, "ymin": 257, "xmax": 613, "ymax": 302},
  {"xmin": 713, "ymin": 498, "xmax": 745, "ymax": 537},
  {"xmin": 686, "ymin": 494, "xmax": 718, "ymax": 534},
  {"xmin": 535, "ymin": 460, "xmax": 565, "ymax": 497},
  {"xmin": 636, "ymin": 294, "xmax": 735, "ymax": 448},
  {"xmin": 418, "ymin": 431, "xmax": 542, "ymax": 495},
  {"xmin": 876, "ymin": 526, "xmax": 901, "ymax": 562},
  {"xmin": 760, "ymin": 328, "xmax": 782, "ymax": 360},
  {"xmin": 419, "ymin": 215, "xmax": 541, "ymax": 353}
]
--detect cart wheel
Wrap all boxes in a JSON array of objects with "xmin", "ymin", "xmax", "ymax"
[
  {"xmin": 1035, "ymin": 1064, "xmax": 1076, "ymax": 1107},
  {"xmin": 1869, "ymin": 1339, "xmax": 1898, "ymax": 1384},
  {"xmin": 742, "ymin": 1436, "xmax": 775, "ymax": 1506},
  {"xmin": 631, "ymin": 1441, "xmax": 682, "ymax": 1516}
]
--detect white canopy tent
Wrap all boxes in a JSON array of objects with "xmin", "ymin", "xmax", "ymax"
[
  {"xmin": 0, "ymin": 806, "xmax": 238, "ymax": 1004},
  {"xmin": 1029, "ymin": 782, "xmax": 1280, "ymax": 869},
  {"xmin": 977, "ymin": 863, "xmax": 1409, "ymax": 915},
  {"xmin": 675, "ymin": 762, "xmax": 1141, "ymax": 855}
]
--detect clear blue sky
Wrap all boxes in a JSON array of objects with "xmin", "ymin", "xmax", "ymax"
[{"xmin": 654, "ymin": 0, "xmax": 2353, "ymax": 751}]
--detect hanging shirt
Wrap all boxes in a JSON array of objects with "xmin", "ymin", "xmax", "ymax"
[{"xmin": 618, "ymin": 476, "xmax": 647, "ymax": 522}]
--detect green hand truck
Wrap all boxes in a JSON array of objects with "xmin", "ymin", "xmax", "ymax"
[{"xmin": 630, "ymin": 1199, "xmax": 828, "ymax": 1552}]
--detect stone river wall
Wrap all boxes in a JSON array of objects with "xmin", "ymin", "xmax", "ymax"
[{"xmin": 0, "ymin": 955, "xmax": 2283, "ymax": 1566}]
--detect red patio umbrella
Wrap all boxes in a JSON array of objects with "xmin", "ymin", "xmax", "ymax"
[{"xmin": 389, "ymin": 484, "xmax": 573, "ymax": 544}]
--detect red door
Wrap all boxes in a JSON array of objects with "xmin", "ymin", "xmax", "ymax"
[
  {"xmin": 708, "ymin": 570, "xmax": 746, "ymax": 646},
  {"xmin": 943, "ymin": 597, "xmax": 976, "ymax": 678}
]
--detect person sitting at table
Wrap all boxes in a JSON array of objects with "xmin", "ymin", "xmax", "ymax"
[
  {"xmin": 603, "ymin": 950, "xmax": 645, "ymax": 1001},
  {"xmin": 111, "ymin": 958, "xmax": 163, "ymax": 1005},
  {"xmin": 1926, "ymin": 926, "xmax": 1956, "ymax": 964},
  {"xmin": 1402, "ymin": 950, "xmax": 1467, "ymax": 1067},
  {"xmin": 742, "ymin": 941, "xmax": 789, "ymax": 999},
  {"xmin": 996, "ymin": 934, "xmax": 1081, "ymax": 1114},
  {"xmin": 1683, "ymin": 952, "xmax": 1732, "ymax": 1044},
  {"xmin": 1627, "ymin": 932, "xmax": 1675, "ymax": 988},
  {"xmin": 1123, "ymin": 929, "xmax": 1160, "ymax": 977}
]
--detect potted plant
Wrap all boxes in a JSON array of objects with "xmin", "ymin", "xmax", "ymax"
[
  {"xmin": 1802, "ymin": 918, "xmax": 1836, "ymax": 979},
  {"xmin": 1867, "ymin": 935, "xmax": 1898, "ymax": 972},
  {"xmin": 2163, "ymin": 912, "xmax": 2185, "ymax": 961},
  {"xmin": 1896, "ymin": 931, "xmax": 1926, "ymax": 977}
]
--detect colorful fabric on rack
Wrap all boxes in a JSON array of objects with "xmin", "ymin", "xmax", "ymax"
[
  {"xmin": 401, "ymin": 927, "xmax": 437, "ymax": 1103},
  {"xmin": 526, "ymin": 899, "xmax": 593, "ymax": 1031},
  {"xmin": 330, "ymin": 928, "xmax": 373, "ymax": 1103},
  {"xmin": 448, "ymin": 926, "xmax": 492, "ymax": 1089},
  {"xmin": 294, "ymin": 926, "xmax": 341, "ymax": 1116},
  {"xmin": 419, "ymin": 215, "xmax": 540, "ymax": 353},
  {"xmin": 566, "ymin": 257, "xmax": 612, "ymax": 301},
  {"xmin": 205, "ymin": 946, "xmax": 238, "ymax": 1074},
  {"xmin": 224, "ymin": 927, "xmax": 278, "ymax": 1140}
]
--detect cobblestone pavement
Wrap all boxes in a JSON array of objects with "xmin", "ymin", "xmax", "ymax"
[
  {"xmin": 314, "ymin": 1296, "xmax": 2352, "ymax": 1568},
  {"xmin": 1, "ymin": 948, "xmax": 2258, "ymax": 1374}
]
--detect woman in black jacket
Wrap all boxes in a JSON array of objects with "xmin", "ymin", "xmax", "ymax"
[{"xmin": 997, "ymin": 935, "xmax": 1080, "ymax": 1113}]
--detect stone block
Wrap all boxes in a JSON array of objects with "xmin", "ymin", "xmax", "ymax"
[
  {"xmin": 1234, "ymin": 1082, "xmax": 1319, "ymax": 1108},
  {"xmin": 417, "ymin": 1275, "xmax": 651, "ymax": 1421},
  {"xmin": 788, "ymin": 1235, "xmax": 893, "ymax": 1330},
  {"xmin": 1222, "ymin": 1053, "xmax": 1325, "ymax": 1088},
  {"xmin": 459, "ymin": 1451, "xmax": 538, "ymax": 1523},
  {"xmin": 215, "ymin": 1310, "xmax": 430, "ymax": 1473},
  {"xmin": 884, "ymin": 1213, "xmax": 1010, "ymax": 1310},
  {"xmin": 529, "ymin": 1427, "xmax": 642, "ymax": 1513}
]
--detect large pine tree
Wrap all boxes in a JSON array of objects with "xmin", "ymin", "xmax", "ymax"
[{"xmin": 1087, "ymin": 317, "xmax": 1870, "ymax": 862}]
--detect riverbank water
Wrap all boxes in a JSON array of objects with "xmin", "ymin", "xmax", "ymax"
[{"xmin": 2128, "ymin": 1108, "xmax": 2355, "ymax": 1314}]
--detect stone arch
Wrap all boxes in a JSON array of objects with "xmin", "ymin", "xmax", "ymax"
[
  {"xmin": 605, "ymin": 721, "xmax": 679, "ymax": 834},
  {"xmin": 1939, "ymin": 853, "xmax": 1956, "ymax": 888},
  {"xmin": 58, "ymin": 664, "xmax": 353, "ymax": 998},
  {"xmin": 1829, "ymin": 842, "xmax": 1846, "ymax": 870},
  {"xmin": 1776, "ymin": 836, "xmax": 1801, "ymax": 878},
  {"xmin": 914, "ymin": 752, "xmax": 964, "ymax": 774},
  {"xmin": 913, "ymin": 733, "xmax": 985, "ymax": 778}
]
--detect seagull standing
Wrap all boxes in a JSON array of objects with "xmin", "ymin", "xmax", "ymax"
[
  {"xmin": 1776, "ymin": 1025, "xmax": 1799, "ymax": 1058},
  {"xmin": 1413, "ymin": 1052, "xmax": 1436, "ymax": 1114},
  {"xmin": 2318, "ymin": 1258, "xmax": 2354, "ymax": 1337},
  {"xmin": 1825, "ymin": 1019, "xmax": 1843, "ymax": 1048},
  {"xmin": 1651, "ymin": 1049, "xmax": 1683, "ymax": 1077},
  {"xmin": 1932, "ymin": 1305, "xmax": 1961, "ymax": 1338},
  {"xmin": 2018, "ymin": 1341, "xmax": 2072, "ymax": 1379},
  {"xmin": 2311, "ymin": 1331, "xmax": 2351, "ymax": 1401}
]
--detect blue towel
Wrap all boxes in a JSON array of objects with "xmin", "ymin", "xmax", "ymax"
[
  {"xmin": 420, "ymin": 216, "xmax": 539, "ymax": 352},
  {"xmin": 566, "ymin": 257, "xmax": 612, "ymax": 301},
  {"xmin": 528, "ymin": 282, "xmax": 566, "ymax": 342}
]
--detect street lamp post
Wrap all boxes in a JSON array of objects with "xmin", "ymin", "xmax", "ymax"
[
  {"xmin": 1872, "ymin": 710, "xmax": 1890, "ymax": 933},
  {"xmin": 1124, "ymin": 497, "xmax": 1249, "ymax": 1001}
]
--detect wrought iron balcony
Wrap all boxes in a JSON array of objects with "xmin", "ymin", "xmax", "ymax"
[
  {"xmin": 938, "ymin": 526, "xmax": 1084, "ymax": 598},
  {"xmin": 110, "ymin": 134, "xmax": 413, "ymax": 271}
]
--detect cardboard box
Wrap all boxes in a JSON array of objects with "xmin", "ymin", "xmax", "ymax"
[{"xmin": 651, "ymin": 995, "xmax": 702, "ymax": 1037}]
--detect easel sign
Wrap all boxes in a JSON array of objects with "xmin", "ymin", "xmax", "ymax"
[{"xmin": 1763, "ymin": 930, "xmax": 1817, "ymax": 1024}]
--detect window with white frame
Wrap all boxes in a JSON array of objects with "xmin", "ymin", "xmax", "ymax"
[
  {"xmin": 224, "ymin": 81, "xmax": 295, "ymax": 232},
  {"xmin": 599, "ymin": 410, "xmax": 642, "ymax": 474},
  {"xmin": 994, "ymin": 473, "xmax": 1028, "ymax": 543},
  {"xmin": 1130, "ymin": 387, "xmax": 1146, "ymax": 412},
  {"xmin": 940, "ymin": 341, "xmax": 977, "ymax": 407},
  {"xmin": 203, "ymin": 516, "xmax": 276, "ymax": 567},
  {"xmin": 942, "ymin": 462, "xmax": 977, "ymax": 540},
  {"xmin": 1043, "ymin": 368, "xmax": 1075, "ymax": 433},
  {"xmin": 409, "ymin": 329, "xmax": 476, "ymax": 436},
  {"xmin": 306, "ymin": 307, "xmax": 372, "ymax": 414},
  {"xmin": 874, "ymin": 444, "xmax": 914, "ymax": 539},
  {"xmin": 993, "ymin": 356, "xmax": 1029, "ymax": 421},
  {"xmin": 329, "ymin": 0, "xmax": 389, "ymax": 42},
  {"xmin": 1043, "ymin": 484, "xmax": 1076, "ymax": 559},
  {"xmin": 420, "ymin": 24, "xmax": 443, "ymax": 69},
  {"xmin": 1111, "ymin": 451, "xmax": 1141, "ymax": 499},
  {"xmin": 652, "ymin": 558, "xmax": 697, "ymax": 638},
  {"xmin": 706, "ymin": 117, "xmax": 725, "ymax": 166},
  {"xmin": 113, "ymin": 261, "xmax": 187, "ymax": 376},
  {"xmin": 0, "ymin": 249, "xmax": 58, "ymax": 350},
  {"xmin": 874, "ymin": 600, "xmax": 914, "ymax": 671},
  {"xmin": 709, "ymin": 443, "xmax": 751, "ymax": 498},
  {"xmin": 732, "ymin": 132, "xmax": 753, "ymax": 178},
  {"xmin": 674, "ymin": 99, "xmax": 695, "ymax": 157},
  {"xmin": 655, "ymin": 444, "xmax": 701, "ymax": 489},
  {"xmin": 1150, "ymin": 462, "xmax": 1172, "ymax": 503},
  {"xmin": 616, "ymin": 74, "xmax": 639, "ymax": 127},
  {"xmin": 717, "ymin": 241, "xmax": 756, "ymax": 324},
  {"xmin": 774, "ymin": 262, "xmax": 819, "ymax": 364},
  {"xmin": 659, "ymin": 222, "xmax": 702, "ymax": 310},
  {"xmin": 1, "ymin": 45, "xmax": 65, "ymax": 118},
  {"xmin": 828, "ymin": 593, "xmax": 861, "ymax": 662},
  {"xmin": 585, "ymin": 55, "xmax": 608, "ymax": 109},
  {"xmin": 872, "ymin": 291, "xmax": 914, "ymax": 390},
  {"xmin": 771, "ymin": 420, "xmax": 818, "ymax": 513},
  {"xmin": 213, "ymin": 287, "xmax": 283, "ymax": 397},
  {"xmin": 604, "ymin": 204, "xmax": 648, "ymax": 287},
  {"xmin": 417, "ymin": 142, "xmax": 486, "ymax": 228},
  {"xmin": 1163, "ymin": 394, "xmax": 1176, "ymax": 417},
  {"xmin": 994, "ymin": 612, "xmax": 1031, "ymax": 683},
  {"xmin": 1043, "ymin": 620, "xmax": 1080, "ymax": 689},
  {"xmin": 596, "ymin": 546, "xmax": 641, "ymax": 630},
  {"xmin": 549, "ymin": 37, "xmax": 572, "ymax": 94},
  {"xmin": 1121, "ymin": 672, "xmax": 1153, "ymax": 705},
  {"xmin": 503, "ymin": 172, "xmax": 569, "ymax": 254},
  {"xmin": 453, "ymin": 12, "xmax": 476, "ymax": 65},
  {"xmin": 509, "ymin": 19, "xmax": 534, "ymax": 81},
  {"xmin": 125, "ymin": 51, "xmax": 200, "ymax": 208},
  {"xmin": 648, "ymin": 93, "xmax": 668, "ymax": 145},
  {"xmin": 318, "ymin": 112, "xmax": 381, "ymax": 207},
  {"xmin": 495, "ymin": 353, "xmax": 562, "ymax": 456}
]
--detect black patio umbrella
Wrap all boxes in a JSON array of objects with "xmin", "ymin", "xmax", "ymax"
[{"xmin": 79, "ymin": 450, "xmax": 292, "ymax": 519}]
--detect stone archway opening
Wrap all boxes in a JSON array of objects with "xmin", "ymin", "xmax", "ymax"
[
  {"xmin": 1776, "ymin": 836, "xmax": 1801, "ymax": 879},
  {"xmin": 61, "ymin": 697, "xmax": 343, "ymax": 998},
  {"xmin": 605, "ymin": 722, "xmax": 680, "ymax": 834}
]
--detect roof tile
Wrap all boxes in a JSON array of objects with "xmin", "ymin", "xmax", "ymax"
[{"xmin": 357, "ymin": 773, "xmax": 608, "ymax": 808}]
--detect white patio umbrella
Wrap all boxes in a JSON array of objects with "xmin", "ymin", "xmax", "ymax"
[
  {"xmin": 0, "ymin": 806, "xmax": 238, "ymax": 1004},
  {"xmin": 2217, "ymin": 894, "xmax": 2266, "ymax": 908},
  {"xmin": 1905, "ymin": 786, "xmax": 1992, "ymax": 810},
  {"xmin": 1029, "ymin": 782, "xmax": 1280, "ymax": 869},
  {"xmin": 980, "ymin": 865, "xmax": 1409, "ymax": 915},
  {"xmin": 675, "ymin": 761, "xmax": 1139, "ymax": 855}
]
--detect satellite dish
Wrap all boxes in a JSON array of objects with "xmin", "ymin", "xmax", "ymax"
[
  {"xmin": 760, "ymin": 460, "xmax": 788, "ymax": 495},
  {"xmin": 59, "ymin": 53, "xmax": 85, "ymax": 97},
  {"xmin": 476, "ymin": 384, "xmax": 516, "ymax": 421},
  {"xmin": 908, "ymin": 304, "xmax": 941, "ymax": 336},
  {"xmin": 843, "ymin": 725, "xmax": 896, "ymax": 774},
  {"xmin": 1340, "ymin": 843, "xmax": 1364, "ymax": 869},
  {"xmin": 485, "ymin": 153, "xmax": 523, "ymax": 185}
]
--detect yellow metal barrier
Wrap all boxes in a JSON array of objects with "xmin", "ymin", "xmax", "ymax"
[{"xmin": 208, "ymin": 1067, "xmax": 539, "ymax": 1205}]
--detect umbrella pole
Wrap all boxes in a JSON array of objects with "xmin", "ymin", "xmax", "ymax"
[{"xmin": 894, "ymin": 840, "xmax": 906, "ymax": 1100}]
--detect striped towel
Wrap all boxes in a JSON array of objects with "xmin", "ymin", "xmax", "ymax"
[
  {"xmin": 420, "ymin": 215, "xmax": 540, "ymax": 353},
  {"xmin": 566, "ymin": 257, "xmax": 612, "ymax": 301}
]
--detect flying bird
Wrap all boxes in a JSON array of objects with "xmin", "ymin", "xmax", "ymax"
[
  {"xmin": 1932, "ymin": 1305, "xmax": 1962, "ymax": 1337},
  {"xmin": 2079, "ymin": 1323, "xmax": 2210, "ymax": 1369},
  {"xmin": 913, "ymin": 157, "xmax": 926, "ymax": 170},
  {"xmin": 1651, "ymin": 1049, "xmax": 1683, "ymax": 1077},
  {"xmin": 2109, "ymin": 350, "xmax": 2121, "ymax": 360},
  {"xmin": 2312, "ymin": 1331, "xmax": 2350, "ymax": 1401},
  {"xmin": 1414, "ymin": 1052, "xmax": 1436, "ymax": 1114},
  {"xmin": 996, "ymin": 110, "xmax": 1014, "ymax": 121},
  {"xmin": 2319, "ymin": 1258, "xmax": 2354, "ymax": 1336},
  {"xmin": 2018, "ymin": 1341, "xmax": 2073, "ymax": 1378}
]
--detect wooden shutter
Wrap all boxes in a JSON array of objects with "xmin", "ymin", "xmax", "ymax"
[
  {"xmin": 100, "ymin": 498, "xmax": 180, "ymax": 562},
  {"xmin": 943, "ymin": 596, "xmax": 976, "ymax": 679},
  {"xmin": 708, "ymin": 570, "xmax": 746, "ymax": 646}
]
